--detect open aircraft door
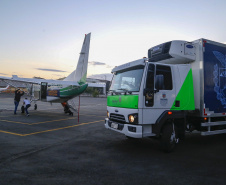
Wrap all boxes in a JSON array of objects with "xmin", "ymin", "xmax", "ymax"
[{"xmin": 41, "ymin": 82, "xmax": 48, "ymax": 101}]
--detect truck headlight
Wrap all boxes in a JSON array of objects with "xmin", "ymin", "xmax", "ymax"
[
  {"xmin": 107, "ymin": 111, "xmax": 110, "ymax": 118},
  {"xmin": 129, "ymin": 115, "xmax": 135, "ymax": 123},
  {"xmin": 128, "ymin": 114, "xmax": 138, "ymax": 124}
]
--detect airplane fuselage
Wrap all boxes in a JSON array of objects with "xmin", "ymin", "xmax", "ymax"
[{"xmin": 33, "ymin": 80, "xmax": 88, "ymax": 103}]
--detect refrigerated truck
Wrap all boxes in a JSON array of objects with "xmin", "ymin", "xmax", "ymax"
[{"xmin": 105, "ymin": 38, "xmax": 226, "ymax": 152}]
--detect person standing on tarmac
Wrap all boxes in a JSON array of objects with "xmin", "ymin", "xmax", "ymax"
[
  {"xmin": 14, "ymin": 88, "xmax": 24, "ymax": 115},
  {"xmin": 23, "ymin": 98, "xmax": 31, "ymax": 116}
]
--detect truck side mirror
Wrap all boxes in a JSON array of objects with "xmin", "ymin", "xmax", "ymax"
[{"xmin": 155, "ymin": 75, "xmax": 164, "ymax": 90}]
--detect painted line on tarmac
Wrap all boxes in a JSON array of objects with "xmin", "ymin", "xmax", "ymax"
[
  {"xmin": 23, "ymin": 120, "xmax": 103, "ymax": 136},
  {"xmin": 0, "ymin": 130, "xmax": 24, "ymax": 136},
  {"xmin": 0, "ymin": 119, "xmax": 31, "ymax": 125},
  {"xmin": 30, "ymin": 117, "xmax": 75, "ymax": 125},
  {"xmin": 79, "ymin": 114, "xmax": 106, "ymax": 118},
  {"xmin": 0, "ymin": 115, "xmax": 105, "ymax": 126},
  {"xmin": 0, "ymin": 117, "xmax": 75, "ymax": 126},
  {"xmin": 0, "ymin": 120, "xmax": 104, "ymax": 136}
]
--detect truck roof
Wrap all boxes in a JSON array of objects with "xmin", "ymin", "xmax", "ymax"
[{"xmin": 111, "ymin": 58, "xmax": 147, "ymax": 73}]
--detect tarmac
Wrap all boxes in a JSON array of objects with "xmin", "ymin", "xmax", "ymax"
[{"xmin": 0, "ymin": 93, "xmax": 226, "ymax": 185}]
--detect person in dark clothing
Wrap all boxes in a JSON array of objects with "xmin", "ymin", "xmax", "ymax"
[
  {"xmin": 61, "ymin": 102, "xmax": 73, "ymax": 116},
  {"xmin": 14, "ymin": 89, "xmax": 24, "ymax": 114}
]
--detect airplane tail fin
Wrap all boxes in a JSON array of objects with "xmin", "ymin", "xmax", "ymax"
[{"xmin": 64, "ymin": 33, "xmax": 91, "ymax": 84}]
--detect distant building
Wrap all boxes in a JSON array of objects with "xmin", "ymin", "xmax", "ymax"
[{"xmin": 86, "ymin": 78, "xmax": 111, "ymax": 95}]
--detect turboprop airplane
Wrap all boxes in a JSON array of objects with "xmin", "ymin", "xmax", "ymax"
[
  {"xmin": 0, "ymin": 33, "xmax": 91, "ymax": 115},
  {"xmin": 0, "ymin": 85, "xmax": 9, "ymax": 92}
]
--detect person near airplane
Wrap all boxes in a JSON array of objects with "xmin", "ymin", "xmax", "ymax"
[
  {"xmin": 14, "ymin": 88, "xmax": 24, "ymax": 115},
  {"xmin": 23, "ymin": 97, "xmax": 31, "ymax": 116}
]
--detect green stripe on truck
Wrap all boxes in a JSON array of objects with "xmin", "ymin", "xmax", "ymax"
[
  {"xmin": 171, "ymin": 69, "xmax": 195, "ymax": 110},
  {"xmin": 107, "ymin": 95, "xmax": 139, "ymax": 109}
]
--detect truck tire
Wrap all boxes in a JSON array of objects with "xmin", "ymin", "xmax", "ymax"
[
  {"xmin": 161, "ymin": 123, "xmax": 178, "ymax": 153},
  {"xmin": 21, "ymin": 105, "xmax": 25, "ymax": 113}
]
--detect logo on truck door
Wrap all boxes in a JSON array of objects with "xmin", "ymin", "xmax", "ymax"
[
  {"xmin": 160, "ymin": 93, "xmax": 168, "ymax": 106},
  {"xmin": 213, "ymin": 51, "xmax": 226, "ymax": 107}
]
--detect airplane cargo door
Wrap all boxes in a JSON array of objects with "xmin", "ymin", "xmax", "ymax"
[{"xmin": 41, "ymin": 82, "xmax": 48, "ymax": 101}]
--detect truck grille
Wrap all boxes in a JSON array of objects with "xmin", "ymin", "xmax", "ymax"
[{"xmin": 110, "ymin": 113, "xmax": 126, "ymax": 123}]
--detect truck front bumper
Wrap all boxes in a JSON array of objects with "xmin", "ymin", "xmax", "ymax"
[{"xmin": 105, "ymin": 118, "xmax": 143, "ymax": 138}]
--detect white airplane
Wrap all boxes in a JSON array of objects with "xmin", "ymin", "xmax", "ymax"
[
  {"xmin": 0, "ymin": 85, "xmax": 9, "ymax": 92},
  {"xmin": 0, "ymin": 33, "xmax": 91, "ymax": 115}
]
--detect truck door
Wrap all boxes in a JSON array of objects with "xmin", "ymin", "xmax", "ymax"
[
  {"xmin": 142, "ymin": 64, "xmax": 174, "ymax": 124},
  {"xmin": 41, "ymin": 82, "xmax": 48, "ymax": 101}
]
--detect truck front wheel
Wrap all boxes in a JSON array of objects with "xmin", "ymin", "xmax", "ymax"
[{"xmin": 160, "ymin": 123, "xmax": 178, "ymax": 153}]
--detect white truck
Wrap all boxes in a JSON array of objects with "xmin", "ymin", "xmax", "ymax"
[{"xmin": 105, "ymin": 38, "xmax": 226, "ymax": 152}]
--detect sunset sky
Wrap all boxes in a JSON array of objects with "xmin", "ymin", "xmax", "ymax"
[{"xmin": 1, "ymin": 0, "xmax": 226, "ymax": 81}]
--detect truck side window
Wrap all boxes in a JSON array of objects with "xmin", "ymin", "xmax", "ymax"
[
  {"xmin": 145, "ymin": 64, "xmax": 155, "ymax": 107},
  {"xmin": 146, "ymin": 64, "xmax": 155, "ymax": 90},
  {"xmin": 156, "ymin": 65, "xmax": 172, "ymax": 90}
]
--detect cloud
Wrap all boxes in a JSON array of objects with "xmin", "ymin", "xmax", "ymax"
[
  {"xmin": 36, "ymin": 68, "xmax": 67, "ymax": 72},
  {"xmin": 89, "ymin": 61, "xmax": 114, "ymax": 69},
  {"xmin": 89, "ymin": 61, "xmax": 106, "ymax": 66},
  {"xmin": 106, "ymin": 65, "xmax": 114, "ymax": 69},
  {"xmin": 53, "ymin": 74, "xmax": 64, "ymax": 77},
  {"xmin": 88, "ymin": 73, "xmax": 113, "ymax": 81},
  {"xmin": 0, "ymin": 73, "xmax": 8, "ymax": 76}
]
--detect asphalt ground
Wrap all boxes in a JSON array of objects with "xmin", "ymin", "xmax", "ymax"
[{"xmin": 0, "ymin": 93, "xmax": 226, "ymax": 185}]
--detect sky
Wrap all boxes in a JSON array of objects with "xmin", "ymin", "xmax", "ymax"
[{"xmin": 0, "ymin": 0, "xmax": 226, "ymax": 81}]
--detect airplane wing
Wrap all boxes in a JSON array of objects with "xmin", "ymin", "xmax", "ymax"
[
  {"xmin": 0, "ymin": 75, "xmax": 44, "ymax": 97},
  {"xmin": 0, "ymin": 85, "xmax": 9, "ymax": 92},
  {"xmin": 0, "ymin": 75, "xmax": 41, "ymax": 85},
  {"xmin": 0, "ymin": 75, "xmax": 58, "ymax": 92}
]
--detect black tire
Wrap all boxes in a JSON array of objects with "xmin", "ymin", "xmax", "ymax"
[
  {"xmin": 21, "ymin": 106, "xmax": 25, "ymax": 113},
  {"xmin": 178, "ymin": 129, "xmax": 185, "ymax": 140},
  {"xmin": 160, "ymin": 123, "xmax": 178, "ymax": 153}
]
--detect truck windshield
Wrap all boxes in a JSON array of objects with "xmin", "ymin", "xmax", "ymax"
[{"xmin": 110, "ymin": 66, "xmax": 144, "ymax": 92}]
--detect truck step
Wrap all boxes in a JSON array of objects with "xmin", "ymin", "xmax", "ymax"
[
  {"xmin": 201, "ymin": 121, "xmax": 226, "ymax": 136},
  {"xmin": 201, "ymin": 121, "xmax": 226, "ymax": 127},
  {"xmin": 201, "ymin": 129, "xmax": 226, "ymax": 136}
]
